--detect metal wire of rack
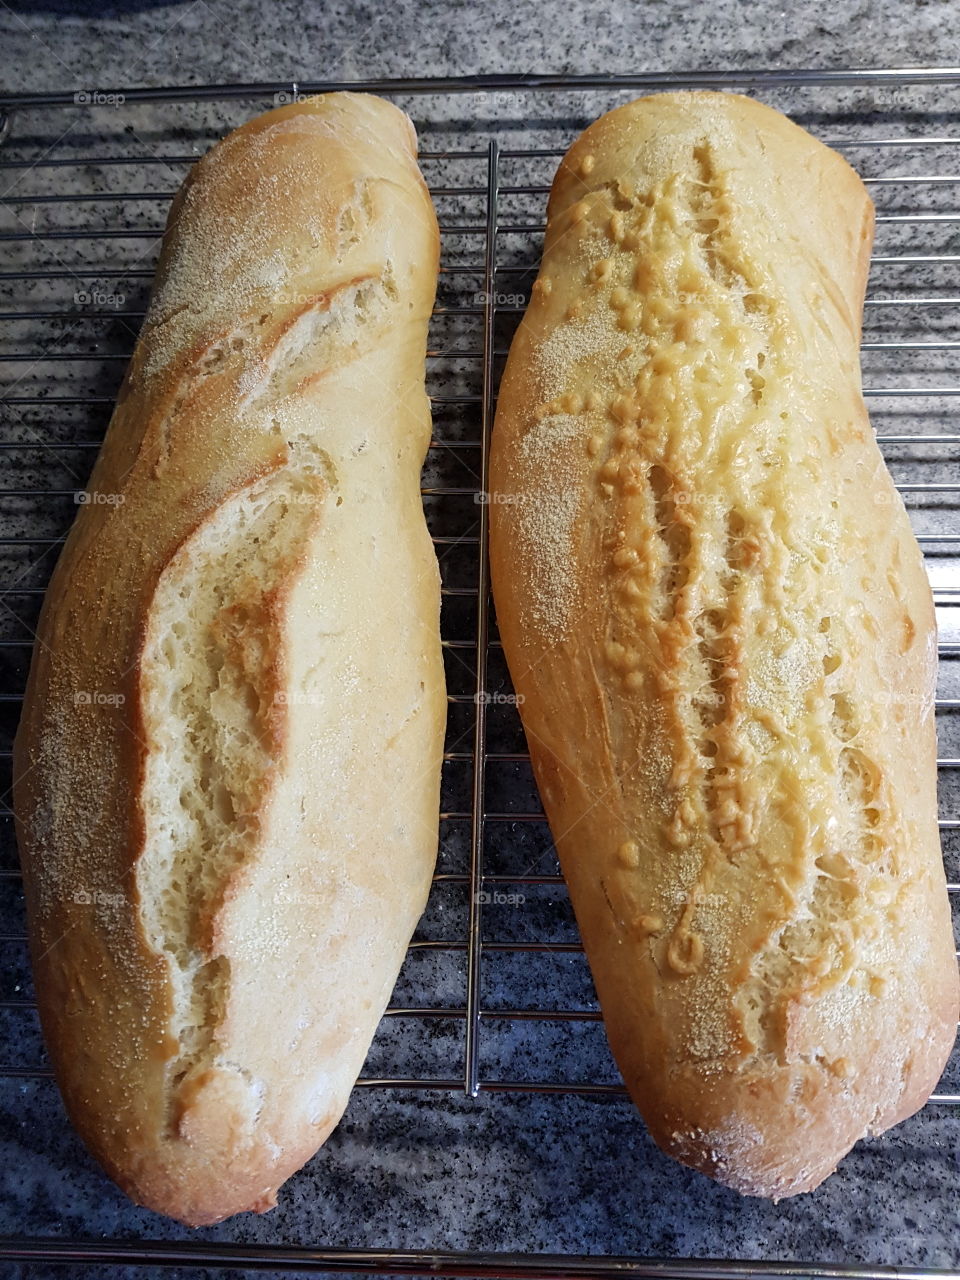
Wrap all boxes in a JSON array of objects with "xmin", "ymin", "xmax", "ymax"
[{"xmin": 1, "ymin": 69, "xmax": 960, "ymax": 1276}]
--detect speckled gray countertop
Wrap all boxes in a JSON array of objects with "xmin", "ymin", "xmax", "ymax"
[
  {"xmin": 1, "ymin": 4, "xmax": 960, "ymax": 1278},
  {"xmin": 0, "ymin": 0, "xmax": 955, "ymax": 92}
]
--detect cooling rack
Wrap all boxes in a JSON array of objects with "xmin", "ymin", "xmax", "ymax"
[{"xmin": 1, "ymin": 69, "xmax": 960, "ymax": 1278}]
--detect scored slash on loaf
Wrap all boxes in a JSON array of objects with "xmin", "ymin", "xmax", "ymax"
[
  {"xmin": 13, "ymin": 93, "xmax": 445, "ymax": 1226},
  {"xmin": 490, "ymin": 90, "xmax": 959, "ymax": 1197}
]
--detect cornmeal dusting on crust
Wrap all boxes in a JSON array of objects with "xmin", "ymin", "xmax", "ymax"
[
  {"xmin": 532, "ymin": 301, "xmax": 620, "ymax": 410},
  {"xmin": 511, "ymin": 412, "xmax": 586, "ymax": 641}
]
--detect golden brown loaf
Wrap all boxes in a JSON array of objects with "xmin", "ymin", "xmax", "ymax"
[
  {"xmin": 490, "ymin": 91, "xmax": 959, "ymax": 1197},
  {"xmin": 13, "ymin": 93, "xmax": 445, "ymax": 1225}
]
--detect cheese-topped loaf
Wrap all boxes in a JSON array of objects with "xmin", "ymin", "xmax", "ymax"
[{"xmin": 490, "ymin": 91, "xmax": 958, "ymax": 1197}]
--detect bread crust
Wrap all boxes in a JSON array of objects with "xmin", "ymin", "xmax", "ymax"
[
  {"xmin": 490, "ymin": 91, "xmax": 959, "ymax": 1197},
  {"xmin": 13, "ymin": 92, "xmax": 444, "ymax": 1225}
]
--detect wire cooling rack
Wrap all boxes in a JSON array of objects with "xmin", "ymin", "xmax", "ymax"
[{"xmin": 1, "ymin": 69, "xmax": 960, "ymax": 1277}]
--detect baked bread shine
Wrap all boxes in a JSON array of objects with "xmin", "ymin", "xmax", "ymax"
[
  {"xmin": 490, "ymin": 91, "xmax": 959, "ymax": 1197},
  {"xmin": 14, "ymin": 93, "xmax": 445, "ymax": 1225}
]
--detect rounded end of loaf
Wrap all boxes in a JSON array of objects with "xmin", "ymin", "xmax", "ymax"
[
  {"xmin": 550, "ymin": 89, "xmax": 869, "ymax": 213},
  {"xmin": 158, "ymin": 90, "xmax": 424, "ymax": 258},
  {"xmin": 228, "ymin": 90, "xmax": 420, "ymax": 160},
  {"xmin": 608, "ymin": 904, "xmax": 958, "ymax": 1199},
  {"xmin": 543, "ymin": 90, "xmax": 875, "ymax": 334},
  {"xmin": 67, "ymin": 1072, "xmax": 347, "ymax": 1227},
  {"xmin": 151, "ymin": 88, "xmax": 438, "ymax": 357},
  {"xmin": 618, "ymin": 989, "xmax": 958, "ymax": 1199}
]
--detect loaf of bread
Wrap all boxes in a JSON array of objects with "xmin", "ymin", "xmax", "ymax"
[
  {"xmin": 490, "ymin": 91, "xmax": 959, "ymax": 1197},
  {"xmin": 13, "ymin": 93, "xmax": 444, "ymax": 1225}
]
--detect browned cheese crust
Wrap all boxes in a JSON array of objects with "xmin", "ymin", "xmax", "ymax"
[
  {"xmin": 13, "ymin": 92, "xmax": 445, "ymax": 1225},
  {"xmin": 489, "ymin": 91, "xmax": 959, "ymax": 1198}
]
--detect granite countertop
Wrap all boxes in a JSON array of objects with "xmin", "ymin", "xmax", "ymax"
[
  {"xmin": 1, "ymin": 3, "xmax": 960, "ymax": 1277},
  {"xmin": 0, "ymin": 0, "xmax": 955, "ymax": 92}
]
